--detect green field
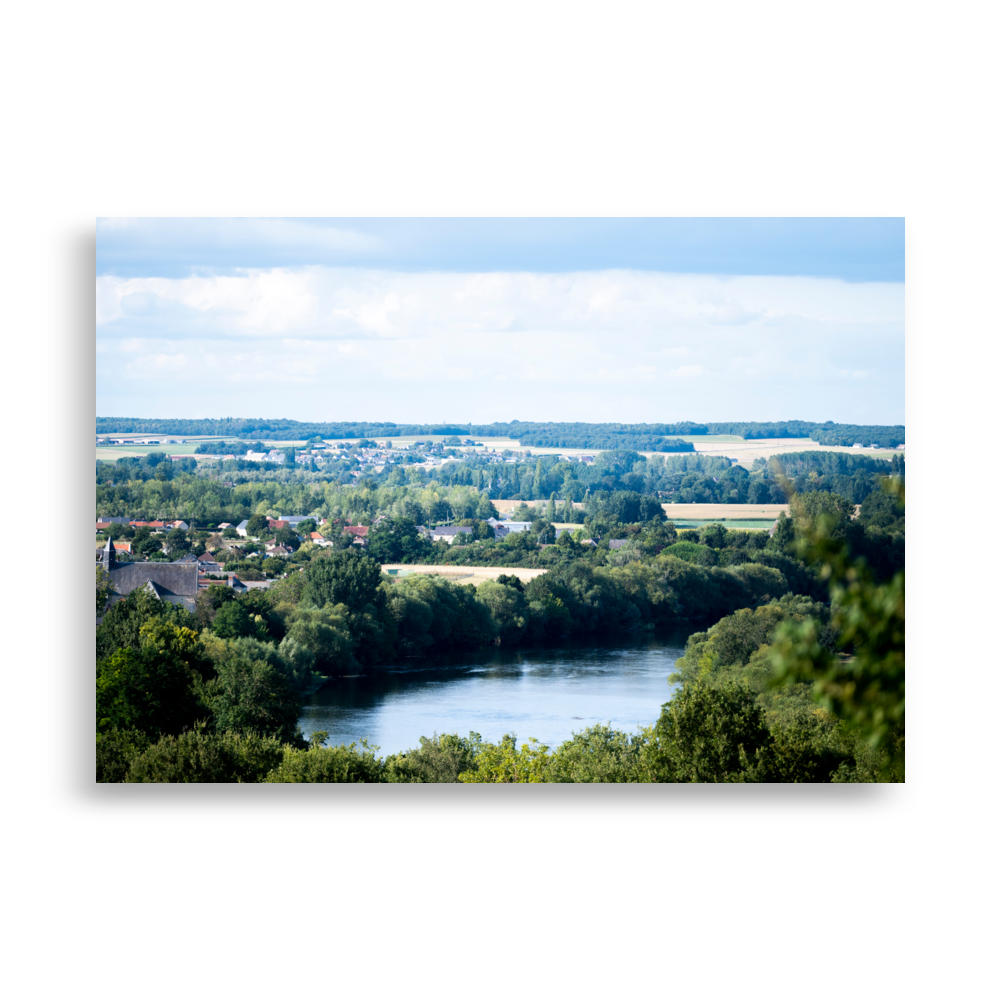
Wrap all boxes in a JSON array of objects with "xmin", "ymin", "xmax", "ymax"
[{"xmin": 671, "ymin": 518, "xmax": 777, "ymax": 531}]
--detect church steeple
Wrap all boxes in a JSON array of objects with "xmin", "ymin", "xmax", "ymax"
[{"xmin": 101, "ymin": 535, "xmax": 116, "ymax": 571}]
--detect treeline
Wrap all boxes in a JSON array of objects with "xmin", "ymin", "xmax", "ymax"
[
  {"xmin": 193, "ymin": 440, "xmax": 266, "ymax": 455},
  {"xmin": 515, "ymin": 429, "xmax": 694, "ymax": 451},
  {"xmin": 96, "ymin": 417, "xmax": 905, "ymax": 448},
  {"xmin": 96, "ymin": 447, "xmax": 902, "ymax": 525}
]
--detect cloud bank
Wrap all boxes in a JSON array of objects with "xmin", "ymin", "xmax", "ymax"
[{"xmin": 96, "ymin": 268, "xmax": 904, "ymax": 424}]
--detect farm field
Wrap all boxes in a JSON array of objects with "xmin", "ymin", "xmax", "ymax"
[
  {"xmin": 661, "ymin": 503, "xmax": 788, "ymax": 519},
  {"xmin": 672, "ymin": 437, "xmax": 904, "ymax": 467},
  {"xmin": 673, "ymin": 519, "xmax": 776, "ymax": 531},
  {"xmin": 381, "ymin": 564, "xmax": 547, "ymax": 586}
]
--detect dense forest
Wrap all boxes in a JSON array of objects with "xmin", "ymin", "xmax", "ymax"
[
  {"xmin": 96, "ymin": 418, "xmax": 905, "ymax": 449},
  {"xmin": 96, "ymin": 448, "xmax": 903, "ymax": 525},
  {"xmin": 96, "ymin": 481, "xmax": 904, "ymax": 782}
]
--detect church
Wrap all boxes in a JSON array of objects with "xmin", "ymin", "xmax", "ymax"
[{"xmin": 98, "ymin": 536, "xmax": 199, "ymax": 612}]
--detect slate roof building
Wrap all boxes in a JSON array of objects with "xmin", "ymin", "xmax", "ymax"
[
  {"xmin": 429, "ymin": 526, "xmax": 473, "ymax": 543},
  {"xmin": 99, "ymin": 537, "xmax": 198, "ymax": 612}
]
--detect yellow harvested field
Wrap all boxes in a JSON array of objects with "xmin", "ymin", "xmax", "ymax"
[
  {"xmin": 661, "ymin": 503, "xmax": 788, "ymax": 519},
  {"xmin": 666, "ymin": 437, "xmax": 903, "ymax": 467},
  {"xmin": 381, "ymin": 564, "xmax": 547, "ymax": 586}
]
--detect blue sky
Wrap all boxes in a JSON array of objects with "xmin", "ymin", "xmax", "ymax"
[{"xmin": 96, "ymin": 218, "xmax": 905, "ymax": 424}]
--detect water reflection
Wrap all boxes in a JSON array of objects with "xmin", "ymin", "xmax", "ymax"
[{"xmin": 298, "ymin": 626, "xmax": 696, "ymax": 755}]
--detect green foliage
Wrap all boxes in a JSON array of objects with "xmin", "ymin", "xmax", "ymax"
[
  {"xmin": 246, "ymin": 514, "xmax": 269, "ymax": 536},
  {"xmin": 384, "ymin": 732, "xmax": 484, "ymax": 782},
  {"xmin": 661, "ymin": 540, "xmax": 711, "ymax": 563},
  {"xmin": 770, "ymin": 483, "xmax": 905, "ymax": 776},
  {"xmin": 476, "ymin": 579, "xmax": 528, "ymax": 644},
  {"xmin": 211, "ymin": 600, "xmax": 270, "ymax": 641},
  {"xmin": 96, "ymin": 643, "xmax": 205, "ymax": 739},
  {"xmin": 96, "ymin": 565, "xmax": 114, "ymax": 615},
  {"xmin": 204, "ymin": 652, "xmax": 303, "ymax": 744},
  {"xmin": 264, "ymin": 740, "xmax": 384, "ymax": 782},
  {"xmin": 96, "ymin": 587, "xmax": 196, "ymax": 658},
  {"xmin": 646, "ymin": 681, "xmax": 774, "ymax": 782},
  {"xmin": 283, "ymin": 603, "xmax": 357, "ymax": 674},
  {"xmin": 302, "ymin": 550, "xmax": 385, "ymax": 614},
  {"xmin": 545, "ymin": 725, "xmax": 649, "ymax": 783},
  {"xmin": 458, "ymin": 734, "xmax": 550, "ymax": 783},
  {"xmin": 194, "ymin": 585, "xmax": 237, "ymax": 629},
  {"xmin": 96, "ymin": 728, "xmax": 152, "ymax": 782},
  {"xmin": 386, "ymin": 575, "xmax": 495, "ymax": 655},
  {"xmin": 125, "ymin": 729, "xmax": 286, "ymax": 783}
]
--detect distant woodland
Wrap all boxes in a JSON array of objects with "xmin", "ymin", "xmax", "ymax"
[{"xmin": 96, "ymin": 418, "xmax": 906, "ymax": 449}]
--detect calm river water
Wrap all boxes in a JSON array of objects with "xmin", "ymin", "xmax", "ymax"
[{"xmin": 298, "ymin": 625, "xmax": 697, "ymax": 754}]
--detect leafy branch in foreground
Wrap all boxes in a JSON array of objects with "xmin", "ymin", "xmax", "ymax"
[{"xmin": 769, "ymin": 481, "xmax": 904, "ymax": 777}]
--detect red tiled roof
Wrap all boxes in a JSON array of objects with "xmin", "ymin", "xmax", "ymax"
[
  {"xmin": 310, "ymin": 532, "xmax": 324, "ymax": 540},
  {"xmin": 344, "ymin": 525, "xmax": 369, "ymax": 537}
]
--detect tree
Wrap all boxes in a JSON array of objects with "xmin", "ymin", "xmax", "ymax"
[
  {"xmin": 207, "ymin": 655, "xmax": 302, "ymax": 744},
  {"xmin": 770, "ymin": 482, "xmax": 904, "ymax": 778},
  {"xmin": 476, "ymin": 494, "xmax": 499, "ymax": 520},
  {"xmin": 96, "ymin": 565, "xmax": 115, "ymax": 614},
  {"xmin": 96, "ymin": 641, "xmax": 205, "ymax": 738},
  {"xmin": 194, "ymin": 586, "xmax": 237, "ymax": 630},
  {"xmin": 212, "ymin": 601, "xmax": 269, "ymax": 641},
  {"xmin": 645, "ymin": 681, "xmax": 774, "ymax": 782},
  {"xmin": 274, "ymin": 525, "xmax": 300, "ymax": 550},
  {"xmin": 165, "ymin": 527, "xmax": 190, "ymax": 558},
  {"xmin": 246, "ymin": 514, "xmax": 269, "ymax": 537},
  {"xmin": 302, "ymin": 550, "xmax": 385, "ymax": 614},
  {"xmin": 477, "ymin": 579, "xmax": 528, "ymax": 644},
  {"xmin": 96, "ymin": 587, "xmax": 196, "ymax": 659},
  {"xmin": 125, "ymin": 730, "xmax": 285, "ymax": 783},
  {"xmin": 135, "ymin": 533, "xmax": 164, "ymax": 559},
  {"xmin": 458, "ymin": 734, "xmax": 550, "ymax": 783},
  {"xmin": 264, "ymin": 741, "xmax": 383, "ymax": 782}
]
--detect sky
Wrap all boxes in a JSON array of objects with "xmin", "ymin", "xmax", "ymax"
[{"xmin": 96, "ymin": 218, "xmax": 905, "ymax": 425}]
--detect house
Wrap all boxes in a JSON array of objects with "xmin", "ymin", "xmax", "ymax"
[
  {"xmin": 236, "ymin": 519, "xmax": 250, "ymax": 537},
  {"xmin": 343, "ymin": 525, "xmax": 369, "ymax": 540},
  {"xmin": 195, "ymin": 552, "xmax": 221, "ymax": 571},
  {"xmin": 267, "ymin": 519, "xmax": 290, "ymax": 531},
  {"xmin": 265, "ymin": 544, "xmax": 293, "ymax": 557},
  {"xmin": 500, "ymin": 521, "xmax": 532, "ymax": 534},
  {"xmin": 98, "ymin": 537, "xmax": 198, "ymax": 612},
  {"xmin": 430, "ymin": 526, "xmax": 473, "ymax": 543},
  {"xmin": 282, "ymin": 516, "xmax": 313, "ymax": 526},
  {"xmin": 112, "ymin": 541, "xmax": 132, "ymax": 555},
  {"xmin": 218, "ymin": 523, "xmax": 233, "ymax": 530},
  {"xmin": 608, "ymin": 539, "xmax": 630, "ymax": 550}
]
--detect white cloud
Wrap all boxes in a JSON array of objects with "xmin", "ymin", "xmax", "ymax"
[{"xmin": 96, "ymin": 267, "xmax": 904, "ymax": 422}]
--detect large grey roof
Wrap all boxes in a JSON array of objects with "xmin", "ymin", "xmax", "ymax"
[{"xmin": 110, "ymin": 562, "xmax": 199, "ymax": 598}]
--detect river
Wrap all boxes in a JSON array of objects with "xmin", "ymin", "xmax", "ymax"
[{"xmin": 298, "ymin": 625, "xmax": 697, "ymax": 755}]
